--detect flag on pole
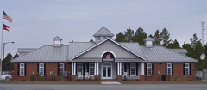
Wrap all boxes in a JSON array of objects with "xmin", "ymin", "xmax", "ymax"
[
  {"xmin": 3, "ymin": 11, "xmax": 12, "ymax": 23},
  {"xmin": 3, "ymin": 24, "xmax": 10, "ymax": 32}
]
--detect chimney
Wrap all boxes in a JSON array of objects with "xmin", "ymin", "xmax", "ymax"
[{"xmin": 144, "ymin": 37, "xmax": 154, "ymax": 48}]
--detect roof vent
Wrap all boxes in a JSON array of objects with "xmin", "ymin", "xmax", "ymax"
[
  {"xmin": 53, "ymin": 36, "xmax": 62, "ymax": 46},
  {"xmin": 144, "ymin": 37, "xmax": 154, "ymax": 48}
]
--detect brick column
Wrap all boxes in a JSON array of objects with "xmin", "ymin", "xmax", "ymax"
[
  {"xmin": 140, "ymin": 75, "xmax": 145, "ymax": 81},
  {"xmin": 94, "ymin": 75, "xmax": 99, "ymax": 81},
  {"xmin": 72, "ymin": 75, "xmax": 76, "ymax": 81},
  {"xmin": 117, "ymin": 75, "xmax": 122, "ymax": 81}
]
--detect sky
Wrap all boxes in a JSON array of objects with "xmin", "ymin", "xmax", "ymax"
[{"xmin": 0, "ymin": 0, "xmax": 207, "ymax": 57}]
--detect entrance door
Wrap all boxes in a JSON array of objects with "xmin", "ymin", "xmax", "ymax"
[{"xmin": 102, "ymin": 62, "xmax": 112, "ymax": 79}]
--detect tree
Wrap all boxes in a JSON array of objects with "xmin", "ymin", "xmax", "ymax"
[
  {"xmin": 148, "ymin": 34, "xmax": 154, "ymax": 38},
  {"xmin": 166, "ymin": 39, "xmax": 180, "ymax": 49},
  {"xmin": 90, "ymin": 39, "xmax": 94, "ymax": 42},
  {"xmin": 190, "ymin": 33, "xmax": 198, "ymax": 50},
  {"xmin": 2, "ymin": 53, "xmax": 13, "ymax": 71},
  {"xmin": 133, "ymin": 27, "xmax": 147, "ymax": 45},
  {"xmin": 153, "ymin": 30, "xmax": 161, "ymax": 45},
  {"xmin": 160, "ymin": 28, "xmax": 171, "ymax": 46},
  {"xmin": 124, "ymin": 28, "xmax": 134, "ymax": 42},
  {"xmin": 115, "ymin": 32, "xmax": 125, "ymax": 42}
]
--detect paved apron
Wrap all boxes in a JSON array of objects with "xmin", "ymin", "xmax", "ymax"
[{"xmin": 101, "ymin": 81, "xmax": 121, "ymax": 84}]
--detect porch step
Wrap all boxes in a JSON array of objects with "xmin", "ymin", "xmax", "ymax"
[{"xmin": 101, "ymin": 81, "xmax": 121, "ymax": 84}]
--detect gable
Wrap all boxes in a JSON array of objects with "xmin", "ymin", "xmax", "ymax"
[{"xmin": 78, "ymin": 40, "xmax": 138, "ymax": 58}]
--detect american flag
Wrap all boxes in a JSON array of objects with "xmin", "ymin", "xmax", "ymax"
[{"xmin": 3, "ymin": 11, "xmax": 12, "ymax": 23}]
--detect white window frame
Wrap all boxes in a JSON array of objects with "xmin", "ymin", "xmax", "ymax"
[
  {"xmin": 166, "ymin": 63, "xmax": 172, "ymax": 75},
  {"xmin": 147, "ymin": 63, "xmax": 152, "ymax": 76},
  {"xmin": 77, "ymin": 63, "xmax": 83, "ymax": 75},
  {"xmin": 185, "ymin": 63, "xmax": 190, "ymax": 75},
  {"xmin": 122, "ymin": 63, "xmax": 124, "ymax": 75},
  {"xmin": 39, "ymin": 63, "xmax": 44, "ymax": 76},
  {"xmin": 20, "ymin": 63, "xmax": 25, "ymax": 76},
  {"xmin": 89, "ymin": 63, "xmax": 95, "ymax": 75},
  {"xmin": 130, "ymin": 63, "xmax": 136, "ymax": 76},
  {"xmin": 59, "ymin": 63, "xmax": 65, "ymax": 75}
]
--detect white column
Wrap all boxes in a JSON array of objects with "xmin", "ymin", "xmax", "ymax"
[
  {"xmin": 117, "ymin": 63, "xmax": 120, "ymax": 75},
  {"xmin": 72, "ymin": 62, "xmax": 74, "ymax": 75},
  {"xmin": 95, "ymin": 62, "xmax": 97, "ymax": 75},
  {"xmin": 74, "ymin": 62, "xmax": 76, "ymax": 75},
  {"xmin": 141, "ymin": 62, "xmax": 144, "ymax": 75},
  {"xmin": 120, "ymin": 62, "xmax": 122, "ymax": 75},
  {"xmin": 97, "ymin": 62, "xmax": 99, "ymax": 75}
]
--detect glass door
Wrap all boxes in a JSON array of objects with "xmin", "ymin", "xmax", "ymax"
[{"xmin": 102, "ymin": 62, "xmax": 112, "ymax": 79}]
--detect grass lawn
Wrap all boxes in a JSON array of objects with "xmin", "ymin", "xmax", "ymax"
[
  {"xmin": 0, "ymin": 81, "xmax": 101, "ymax": 84},
  {"xmin": 120, "ymin": 81, "xmax": 207, "ymax": 84}
]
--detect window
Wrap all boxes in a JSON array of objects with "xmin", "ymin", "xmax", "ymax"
[
  {"xmin": 39, "ymin": 63, "xmax": 44, "ymax": 76},
  {"xmin": 147, "ymin": 63, "xmax": 152, "ymax": 76},
  {"xmin": 20, "ymin": 63, "xmax": 24, "ymax": 76},
  {"xmin": 59, "ymin": 63, "xmax": 65, "ymax": 75},
  {"xmin": 103, "ymin": 36, "xmax": 106, "ymax": 39},
  {"xmin": 77, "ymin": 63, "xmax": 83, "ymax": 75},
  {"xmin": 166, "ymin": 63, "xmax": 172, "ymax": 75},
  {"xmin": 130, "ymin": 63, "xmax": 136, "ymax": 76},
  {"xmin": 122, "ymin": 63, "xmax": 124, "ymax": 75},
  {"xmin": 185, "ymin": 63, "xmax": 190, "ymax": 75},
  {"xmin": 89, "ymin": 63, "xmax": 94, "ymax": 75},
  {"xmin": 96, "ymin": 37, "xmax": 100, "ymax": 40}
]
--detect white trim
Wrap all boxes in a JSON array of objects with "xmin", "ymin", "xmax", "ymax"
[
  {"xmin": 39, "ymin": 63, "xmax": 44, "ymax": 76},
  {"xmin": 95, "ymin": 62, "xmax": 97, "ymax": 75},
  {"xmin": 100, "ymin": 51, "xmax": 116, "ymax": 58},
  {"xmin": 120, "ymin": 62, "xmax": 122, "ymax": 75},
  {"xmin": 147, "ymin": 63, "xmax": 152, "ymax": 76},
  {"xmin": 166, "ymin": 63, "xmax": 172, "ymax": 75},
  {"xmin": 102, "ymin": 62, "xmax": 112, "ymax": 79},
  {"xmin": 117, "ymin": 63, "xmax": 120, "ymax": 75},
  {"xmin": 141, "ymin": 63, "xmax": 144, "ymax": 75},
  {"xmin": 185, "ymin": 63, "xmax": 190, "ymax": 75},
  {"xmin": 73, "ymin": 62, "xmax": 76, "ymax": 75},
  {"xmin": 130, "ymin": 63, "xmax": 136, "ymax": 76},
  {"xmin": 20, "ymin": 63, "xmax": 25, "ymax": 76},
  {"xmin": 97, "ymin": 62, "xmax": 99, "ymax": 75},
  {"xmin": 72, "ymin": 62, "xmax": 74, "ymax": 75}
]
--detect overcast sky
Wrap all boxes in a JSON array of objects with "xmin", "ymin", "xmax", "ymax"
[{"xmin": 0, "ymin": 0, "xmax": 207, "ymax": 57}]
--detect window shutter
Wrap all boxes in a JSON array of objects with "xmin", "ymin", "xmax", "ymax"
[
  {"xmin": 172, "ymin": 64, "xmax": 173, "ymax": 75},
  {"xmin": 136, "ymin": 63, "xmax": 138, "ymax": 76},
  {"xmin": 152, "ymin": 63, "xmax": 154, "ymax": 75},
  {"xmin": 145, "ymin": 63, "xmax": 147, "ymax": 75},
  {"xmin": 24, "ymin": 63, "xmax": 26, "ymax": 75},
  {"xmin": 64, "ymin": 63, "xmax": 66, "ymax": 71},
  {"xmin": 83, "ymin": 63, "xmax": 85, "ymax": 76},
  {"xmin": 190, "ymin": 63, "xmax": 191, "ymax": 75},
  {"xmin": 124, "ymin": 63, "xmax": 127, "ymax": 72},
  {"xmin": 87, "ymin": 63, "xmax": 89, "ymax": 72},
  {"xmin": 76, "ymin": 63, "xmax": 77, "ymax": 75},
  {"xmin": 17, "ymin": 63, "xmax": 20, "ymax": 76},
  {"xmin": 37, "ymin": 64, "xmax": 39, "ymax": 73},
  {"xmin": 58, "ymin": 63, "xmax": 60, "ymax": 75},
  {"xmin": 44, "ymin": 63, "xmax": 46, "ymax": 75},
  {"xmin": 128, "ymin": 63, "xmax": 130, "ymax": 76},
  {"xmin": 183, "ymin": 64, "xmax": 185, "ymax": 75}
]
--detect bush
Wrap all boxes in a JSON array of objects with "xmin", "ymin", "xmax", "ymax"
[
  {"xmin": 174, "ymin": 75, "xmax": 179, "ymax": 81},
  {"xmin": 124, "ymin": 75, "xmax": 127, "ymax": 81},
  {"xmin": 43, "ymin": 75, "xmax": 47, "ymax": 81},
  {"xmin": 167, "ymin": 75, "xmax": 171, "ymax": 81},
  {"xmin": 51, "ymin": 75, "xmax": 56, "ymax": 81},
  {"xmin": 34, "ymin": 72, "xmax": 40, "ymax": 81},
  {"xmin": 21, "ymin": 79, "xmax": 26, "ymax": 81},
  {"xmin": 30, "ymin": 74, "xmax": 34, "ymax": 81}
]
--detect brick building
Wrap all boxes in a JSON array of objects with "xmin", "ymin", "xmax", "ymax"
[{"xmin": 11, "ymin": 27, "xmax": 197, "ymax": 81}]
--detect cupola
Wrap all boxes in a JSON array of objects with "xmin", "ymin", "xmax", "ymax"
[
  {"xmin": 93, "ymin": 27, "xmax": 114, "ymax": 43},
  {"xmin": 144, "ymin": 37, "xmax": 154, "ymax": 48},
  {"xmin": 53, "ymin": 36, "xmax": 62, "ymax": 46}
]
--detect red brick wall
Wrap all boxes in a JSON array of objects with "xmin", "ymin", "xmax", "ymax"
[
  {"xmin": 13, "ymin": 62, "xmax": 72, "ymax": 81},
  {"xmin": 144, "ymin": 63, "xmax": 196, "ymax": 81}
]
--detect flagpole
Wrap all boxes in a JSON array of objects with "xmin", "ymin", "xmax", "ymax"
[{"xmin": 0, "ymin": 6, "xmax": 4, "ymax": 80}]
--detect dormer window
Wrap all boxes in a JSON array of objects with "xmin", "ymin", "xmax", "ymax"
[
  {"xmin": 93, "ymin": 27, "xmax": 114, "ymax": 43},
  {"xmin": 144, "ymin": 37, "xmax": 154, "ymax": 48},
  {"xmin": 53, "ymin": 36, "xmax": 62, "ymax": 46}
]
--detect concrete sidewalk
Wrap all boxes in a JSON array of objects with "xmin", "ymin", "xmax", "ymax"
[{"xmin": 101, "ymin": 81, "xmax": 121, "ymax": 84}]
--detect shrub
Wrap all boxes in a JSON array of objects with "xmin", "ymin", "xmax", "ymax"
[
  {"xmin": 174, "ymin": 75, "xmax": 179, "ymax": 81},
  {"xmin": 30, "ymin": 74, "xmax": 34, "ymax": 81},
  {"xmin": 21, "ymin": 79, "xmax": 26, "ymax": 81},
  {"xmin": 34, "ymin": 72, "xmax": 40, "ymax": 81},
  {"xmin": 167, "ymin": 75, "xmax": 171, "ymax": 81},
  {"xmin": 43, "ymin": 75, "xmax": 47, "ymax": 81},
  {"xmin": 124, "ymin": 75, "xmax": 127, "ymax": 81},
  {"xmin": 51, "ymin": 75, "xmax": 56, "ymax": 81}
]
